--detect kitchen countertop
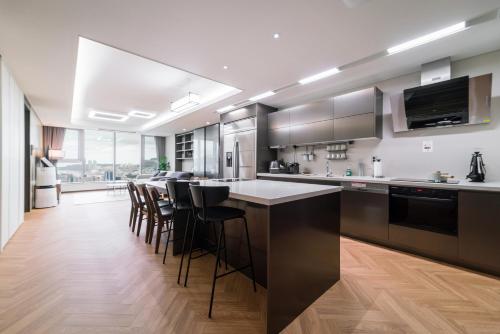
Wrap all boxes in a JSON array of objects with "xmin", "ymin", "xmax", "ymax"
[
  {"xmin": 147, "ymin": 179, "xmax": 342, "ymax": 206},
  {"xmin": 257, "ymin": 173, "xmax": 500, "ymax": 192}
]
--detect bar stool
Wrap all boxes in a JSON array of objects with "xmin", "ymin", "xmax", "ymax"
[
  {"xmin": 184, "ymin": 184, "xmax": 257, "ymax": 318},
  {"xmin": 136, "ymin": 184, "xmax": 170, "ymax": 243},
  {"xmin": 164, "ymin": 179, "xmax": 199, "ymax": 264},
  {"xmin": 147, "ymin": 186, "xmax": 176, "ymax": 255}
]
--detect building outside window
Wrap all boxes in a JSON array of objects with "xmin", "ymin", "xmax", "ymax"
[
  {"xmin": 142, "ymin": 136, "xmax": 158, "ymax": 174},
  {"xmin": 57, "ymin": 128, "xmax": 165, "ymax": 184},
  {"xmin": 115, "ymin": 132, "xmax": 141, "ymax": 180}
]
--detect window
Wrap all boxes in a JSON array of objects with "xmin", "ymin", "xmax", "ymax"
[
  {"xmin": 84, "ymin": 130, "xmax": 114, "ymax": 182},
  {"xmin": 142, "ymin": 136, "xmax": 158, "ymax": 174},
  {"xmin": 115, "ymin": 132, "xmax": 140, "ymax": 180},
  {"xmin": 58, "ymin": 129, "xmax": 84, "ymax": 182}
]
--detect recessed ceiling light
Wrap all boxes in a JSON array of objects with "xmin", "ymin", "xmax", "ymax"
[
  {"xmin": 223, "ymin": 65, "xmax": 228, "ymax": 70},
  {"xmin": 216, "ymin": 105, "xmax": 235, "ymax": 113},
  {"xmin": 171, "ymin": 92, "xmax": 201, "ymax": 112},
  {"xmin": 249, "ymin": 91, "xmax": 276, "ymax": 102},
  {"xmin": 387, "ymin": 21, "xmax": 467, "ymax": 55},
  {"xmin": 273, "ymin": 33, "xmax": 280, "ymax": 39},
  {"xmin": 182, "ymin": 128, "xmax": 187, "ymax": 131},
  {"xmin": 88, "ymin": 110, "xmax": 129, "ymax": 122},
  {"xmin": 206, "ymin": 121, "xmax": 211, "ymax": 125},
  {"xmin": 298, "ymin": 67, "xmax": 340, "ymax": 85},
  {"xmin": 128, "ymin": 110, "xmax": 156, "ymax": 119}
]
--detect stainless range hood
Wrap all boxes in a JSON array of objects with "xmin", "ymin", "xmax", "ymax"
[{"xmin": 390, "ymin": 58, "xmax": 492, "ymax": 132}]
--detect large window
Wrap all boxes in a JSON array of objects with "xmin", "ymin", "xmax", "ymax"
[
  {"xmin": 142, "ymin": 136, "xmax": 158, "ymax": 174},
  {"xmin": 116, "ymin": 132, "xmax": 140, "ymax": 180},
  {"xmin": 84, "ymin": 130, "xmax": 114, "ymax": 182},
  {"xmin": 57, "ymin": 129, "xmax": 84, "ymax": 182},
  {"xmin": 58, "ymin": 129, "xmax": 165, "ymax": 184}
]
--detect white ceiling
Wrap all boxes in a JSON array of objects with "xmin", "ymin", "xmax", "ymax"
[
  {"xmin": 71, "ymin": 37, "xmax": 239, "ymax": 132},
  {"xmin": 1, "ymin": 0, "xmax": 500, "ymax": 136}
]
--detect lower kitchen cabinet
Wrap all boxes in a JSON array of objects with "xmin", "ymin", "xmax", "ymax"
[
  {"xmin": 341, "ymin": 190, "xmax": 388, "ymax": 243},
  {"xmin": 458, "ymin": 191, "xmax": 500, "ymax": 274}
]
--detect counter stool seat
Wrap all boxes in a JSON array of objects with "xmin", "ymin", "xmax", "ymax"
[{"xmin": 197, "ymin": 206, "xmax": 245, "ymax": 222}]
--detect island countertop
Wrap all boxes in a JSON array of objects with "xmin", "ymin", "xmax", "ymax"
[{"xmin": 147, "ymin": 179, "xmax": 342, "ymax": 206}]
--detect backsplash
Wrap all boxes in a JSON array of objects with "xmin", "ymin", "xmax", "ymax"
[{"xmin": 278, "ymin": 50, "xmax": 500, "ymax": 181}]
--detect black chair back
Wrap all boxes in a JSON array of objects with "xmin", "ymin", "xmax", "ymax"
[
  {"xmin": 134, "ymin": 183, "xmax": 146, "ymax": 206},
  {"xmin": 147, "ymin": 186, "xmax": 164, "ymax": 219},
  {"xmin": 166, "ymin": 179, "xmax": 192, "ymax": 208},
  {"xmin": 189, "ymin": 185, "xmax": 229, "ymax": 210}
]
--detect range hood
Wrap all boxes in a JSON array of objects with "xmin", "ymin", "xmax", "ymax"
[{"xmin": 391, "ymin": 58, "xmax": 492, "ymax": 132}]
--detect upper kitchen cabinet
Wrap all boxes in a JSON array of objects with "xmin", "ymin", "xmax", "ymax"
[
  {"xmin": 333, "ymin": 87, "xmax": 383, "ymax": 141},
  {"xmin": 288, "ymin": 99, "xmax": 333, "ymax": 125},
  {"xmin": 268, "ymin": 111, "xmax": 290, "ymax": 147}
]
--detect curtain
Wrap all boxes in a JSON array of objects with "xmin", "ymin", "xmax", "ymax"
[
  {"xmin": 42, "ymin": 126, "xmax": 66, "ymax": 157},
  {"xmin": 154, "ymin": 136, "xmax": 166, "ymax": 169}
]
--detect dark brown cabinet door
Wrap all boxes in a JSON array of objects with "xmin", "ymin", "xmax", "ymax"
[
  {"xmin": 341, "ymin": 190, "xmax": 389, "ymax": 242},
  {"xmin": 458, "ymin": 191, "xmax": 500, "ymax": 273},
  {"xmin": 289, "ymin": 119, "xmax": 334, "ymax": 145},
  {"xmin": 334, "ymin": 113, "xmax": 375, "ymax": 141},
  {"xmin": 268, "ymin": 127, "xmax": 290, "ymax": 147}
]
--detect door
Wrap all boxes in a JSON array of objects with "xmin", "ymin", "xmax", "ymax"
[{"xmin": 192, "ymin": 128, "xmax": 205, "ymax": 177}]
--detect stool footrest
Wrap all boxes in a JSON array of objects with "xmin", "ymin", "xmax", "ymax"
[{"xmin": 215, "ymin": 264, "xmax": 251, "ymax": 279}]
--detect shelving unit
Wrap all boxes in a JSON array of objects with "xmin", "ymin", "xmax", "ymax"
[{"xmin": 175, "ymin": 131, "xmax": 194, "ymax": 170}]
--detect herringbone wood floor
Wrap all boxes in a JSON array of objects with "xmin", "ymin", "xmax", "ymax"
[{"xmin": 0, "ymin": 191, "xmax": 499, "ymax": 334}]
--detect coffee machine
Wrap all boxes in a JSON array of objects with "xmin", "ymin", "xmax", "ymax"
[{"xmin": 466, "ymin": 151, "xmax": 486, "ymax": 182}]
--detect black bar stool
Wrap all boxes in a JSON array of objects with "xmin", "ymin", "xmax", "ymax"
[
  {"xmin": 164, "ymin": 179, "xmax": 199, "ymax": 264},
  {"xmin": 184, "ymin": 184, "xmax": 257, "ymax": 318}
]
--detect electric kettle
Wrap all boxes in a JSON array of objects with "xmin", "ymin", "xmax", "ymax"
[{"xmin": 466, "ymin": 151, "xmax": 486, "ymax": 182}]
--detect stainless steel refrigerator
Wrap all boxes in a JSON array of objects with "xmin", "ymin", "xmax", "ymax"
[
  {"xmin": 223, "ymin": 117, "xmax": 256, "ymax": 179},
  {"xmin": 193, "ymin": 124, "xmax": 220, "ymax": 178}
]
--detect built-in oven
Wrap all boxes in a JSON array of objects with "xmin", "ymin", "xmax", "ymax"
[{"xmin": 389, "ymin": 186, "xmax": 458, "ymax": 236}]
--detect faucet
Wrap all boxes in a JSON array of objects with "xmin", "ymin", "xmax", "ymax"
[{"xmin": 326, "ymin": 160, "xmax": 332, "ymax": 177}]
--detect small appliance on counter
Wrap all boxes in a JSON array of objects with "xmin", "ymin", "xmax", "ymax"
[
  {"xmin": 269, "ymin": 160, "xmax": 287, "ymax": 174},
  {"xmin": 373, "ymin": 156, "xmax": 383, "ymax": 178},
  {"xmin": 286, "ymin": 162, "xmax": 300, "ymax": 174},
  {"xmin": 35, "ymin": 157, "xmax": 58, "ymax": 208},
  {"xmin": 466, "ymin": 151, "xmax": 486, "ymax": 182}
]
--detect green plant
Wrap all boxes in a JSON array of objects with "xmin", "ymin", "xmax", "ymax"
[{"xmin": 158, "ymin": 156, "xmax": 169, "ymax": 171}]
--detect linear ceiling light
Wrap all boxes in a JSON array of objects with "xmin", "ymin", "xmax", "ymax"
[
  {"xmin": 88, "ymin": 110, "xmax": 129, "ymax": 122},
  {"xmin": 248, "ymin": 91, "xmax": 276, "ymax": 102},
  {"xmin": 216, "ymin": 105, "xmax": 235, "ymax": 113},
  {"xmin": 128, "ymin": 110, "xmax": 156, "ymax": 119},
  {"xmin": 171, "ymin": 92, "xmax": 201, "ymax": 112},
  {"xmin": 298, "ymin": 67, "xmax": 340, "ymax": 85},
  {"xmin": 387, "ymin": 21, "xmax": 467, "ymax": 55}
]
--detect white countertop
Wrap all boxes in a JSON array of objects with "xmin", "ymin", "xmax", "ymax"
[
  {"xmin": 257, "ymin": 173, "xmax": 500, "ymax": 192},
  {"xmin": 147, "ymin": 179, "xmax": 342, "ymax": 206}
]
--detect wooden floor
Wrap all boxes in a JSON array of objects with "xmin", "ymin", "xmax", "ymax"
[{"xmin": 0, "ymin": 191, "xmax": 499, "ymax": 334}]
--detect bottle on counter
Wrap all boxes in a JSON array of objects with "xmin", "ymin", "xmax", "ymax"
[
  {"xmin": 373, "ymin": 157, "xmax": 383, "ymax": 178},
  {"xmin": 345, "ymin": 167, "xmax": 353, "ymax": 176}
]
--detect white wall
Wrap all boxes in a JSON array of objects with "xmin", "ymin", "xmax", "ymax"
[
  {"xmin": 0, "ymin": 58, "xmax": 25, "ymax": 250},
  {"xmin": 278, "ymin": 50, "xmax": 500, "ymax": 181},
  {"xmin": 29, "ymin": 109, "xmax": 42, "ymax": 209}
]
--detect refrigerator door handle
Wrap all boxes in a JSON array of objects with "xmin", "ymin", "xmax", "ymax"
[{"xmin": 233, "ymin": 140, "xmax": 240, "ymax": 179}]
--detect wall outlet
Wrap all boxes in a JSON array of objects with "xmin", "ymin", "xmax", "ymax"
[{"xmin": 422, "ymin": 140, "xmax": 433, "ymax": 153}]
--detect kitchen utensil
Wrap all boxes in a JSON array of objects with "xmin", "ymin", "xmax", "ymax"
[{"xmin": 466, "ymin": 151, "xmax": 486, "ymax": 182}]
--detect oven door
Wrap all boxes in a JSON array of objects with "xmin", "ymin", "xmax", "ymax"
[{"xmin": 389, "ymin": 190, "xmax": 458, "ymax": 235}]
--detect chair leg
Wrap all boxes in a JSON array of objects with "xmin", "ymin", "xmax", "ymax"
[
  {"xmin": 209, "ymin": 221, "xmax": 225, "ymax": 318},
  {"xmin": 177, "ymin": 212, "xmax": 191, "ymax": 283},
  {"xmin": 243, "ymin": 217, "xmax": 257, "ymax": 292},
  {"xmin": 222, "ymin": 221, "xmax": 228, "ymax": 270},
  {"xmin": 183, "ymin": 218, "xmax": 198, "ymax": 287},
  {"xmin": 163, "ymin": 216, "xmax": 175, "ymax": 264},
  {"xmin": 136, "ymin": 210, "xmax": 143, "ymax": 237},
  {"xmin": 129, "ymin": 207, "xmax": 134, "ymax": 227},
  {"xmin": 145, "ymin": 213, "xmax": 151, "ymax": 243},
  {"xmin": 149, "ymin": 216, "xmax": 156, "ymax": 244},
  {"xmin": 131, "ymin": 208, "xmax": 138, "ymax": 232},
  {"xmin": 212, "ymin": 224, "xmax": 221, "ymax": 268},
  {"xmin": 155, "ymin": 220, "xmax": 163, "ymax": 254}
]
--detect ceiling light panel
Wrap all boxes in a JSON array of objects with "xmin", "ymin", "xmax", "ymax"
[
  {"xmin": 128, "ymin": 110, "xmax": 156, "ymax": 119},
  {"xmin": 298, "ymin": 67, "xmax": 340, "ymax": 85},
  {"xmin": 248, "ymin": 91, "xmax": 276, "ymax": 101},
  {"xmin": 387, "ymin": 21, "xmax": 467, "ymax": 55},
  {"xmin": 171, "ymin": 92, "xmax": 201, "ymax": 112},
  {"xmin": 88, "ymin": 110, "xmax": 129, "ymax": 122}
]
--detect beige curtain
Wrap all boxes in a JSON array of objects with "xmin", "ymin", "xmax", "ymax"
[{"xmin": 42, "ymin": 126, "xmax": 66, "ymax": 157}]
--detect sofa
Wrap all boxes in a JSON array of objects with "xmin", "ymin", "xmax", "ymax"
[{"xmin": 148, "ymin": 171, "xmax": 192, "ymax": 181}]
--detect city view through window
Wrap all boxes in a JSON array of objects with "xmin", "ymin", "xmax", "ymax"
[{"xmin": 57, "ymin": 129, "xmax": 163, "ymax": 183}]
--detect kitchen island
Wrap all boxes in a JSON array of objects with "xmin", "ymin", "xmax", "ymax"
[{"xmin": 148, "ymin": 179, "xmax": 342, "ymax": 334}]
